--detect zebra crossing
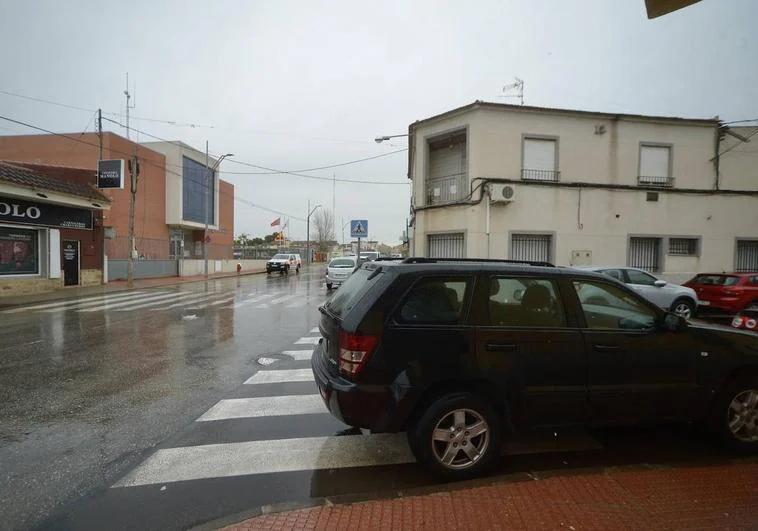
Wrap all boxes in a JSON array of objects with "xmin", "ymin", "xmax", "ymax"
[
  {"xmin": 112, "ymin": 327, "xmax": 606, "ymax": 493},
  {"xmin": 112, "ymin": 328, "xmax": 418, "ymax": 489},
  {"xmin": 1, "ymin": 289, "xmax": 326, "ymax": 315}
]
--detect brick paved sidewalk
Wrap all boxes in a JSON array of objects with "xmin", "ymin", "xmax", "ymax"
[{"xmin": 224, "ymin": 463, "xmax": 758, "ymax": 530}]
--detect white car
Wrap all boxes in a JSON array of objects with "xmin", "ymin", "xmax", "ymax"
[
  {"xmin": 266, "ymin": 253, "xmax": 301, "ymax": 275},
  {"xmin": 325, "ymin": 256, "xmax": 357, "ymax": 290},
  {"xmin": 575, "ymin": 266, "xmax": 698, "ymax": 319}
]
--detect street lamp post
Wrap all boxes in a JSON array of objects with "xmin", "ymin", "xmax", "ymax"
[
  {"xmin": 306, "ymin": 201, "xmax": 322, "ymax": 266},
  {"xmin": 204, "ymin": 148, "xmax": 234, "ymax": 279},
  {"xmin": 374, "ymin": 134, "xmax": 409, "ymax": 144}
]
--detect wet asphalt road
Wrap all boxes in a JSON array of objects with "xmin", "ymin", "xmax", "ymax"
[{"xmin": 0, "ymin": 268, "xmax": 746, "ymax": 530}]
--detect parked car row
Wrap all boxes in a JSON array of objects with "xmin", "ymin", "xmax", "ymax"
[{"xmin": 311, "ymin": 257, "xmax": 758, "ymax": 480}]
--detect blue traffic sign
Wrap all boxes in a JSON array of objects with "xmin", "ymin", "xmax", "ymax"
[{"xmin": 350, "ymin": 219, "xmax": 368, "ymax": 239}]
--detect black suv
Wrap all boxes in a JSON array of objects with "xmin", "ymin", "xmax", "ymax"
[{"xmin": 312, "ymin": 258, "xmax": 758, "ymax": 479}]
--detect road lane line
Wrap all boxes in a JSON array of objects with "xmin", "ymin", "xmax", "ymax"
[
  {"xmin": 43, "ymin": 291, "xmax": 158, "ymax": 312},
  {"xmin": 1, "ymin": 291, "xmax": 149, "ymax": 313},
  {"xmin": 196, "ymin": 395, "xmax": 324, "ymax": 422},
  {"xmin": 270, "ymin": 294, "xmax": 299, "ymax": 305},
  {"xmin": 244, "ymin": 369, "xmax": 314, "ymax": 385},
  {"xmin": 112, "ymin": 433, "xmax": 413, "ymax": 487},
  {"xmin": 231, "ymin": 293, "xmax": 274, "ymax": 308},
  {"xmin": 281, "ymin": 350, "xmax": 314, "ymax": 360},
  {"xmin": 295, "ymin": 337, "xmax": 321, "ymax": 345}
]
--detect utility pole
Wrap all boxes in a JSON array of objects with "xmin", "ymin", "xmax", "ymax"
[
  {"xmin": 332, "ymin": 173, "xmax": 336, "ymax": 241},
  {"xmin": 124, "ymin": 73, "xmax": 134, "ymax": 139},
  {"xmin": 127, "ymin": 147, "xmax": 139, "ymax": 288},
  {"xmin": 204, "ymin": 141, "xmax": 210, "ymax": 279},
  {"xmin": 306, "ymin": 200, "xmax": 310, "ymax": 266},
  {"xmin": 97, "ymin": 109, "xmax": 103, "ymax": 160}
]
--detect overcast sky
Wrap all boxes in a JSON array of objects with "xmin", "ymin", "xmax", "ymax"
[{"xmin": 1, "ymin": 0, "xmax": 756, "ymax": 243}]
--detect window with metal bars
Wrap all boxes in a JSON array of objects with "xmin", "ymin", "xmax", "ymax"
[
  {"xmin": 510, "ymin": 234, "xmax": 552, "ymax": 263},
  {"xmin": 668, "ymin": 237, "xmax": 698, "ymax": 256},
  {"xmin": 735, "ymin": 240, "xmax": 758, "ymax": 273},
  {"xmin": 428, "ymin": 233, "xmax": 465, "ymax": 258},
  {"xmin": 628, "ymin": 237, "xmax": 661, "ymax": 272}
]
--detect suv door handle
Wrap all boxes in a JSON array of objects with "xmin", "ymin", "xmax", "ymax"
[
  {"xmin": 593, "ymin": 344, "xmax": 621, "ymax": 352},
  {"xmin": 486, "ymin": 342, "xmax": 518, "ymax": 352}
]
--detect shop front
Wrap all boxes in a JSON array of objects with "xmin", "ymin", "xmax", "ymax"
[{"xmin": 0, "ymin": 163, "xmax": 109, "ymax": 297}]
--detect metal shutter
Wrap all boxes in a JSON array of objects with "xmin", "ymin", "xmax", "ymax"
[
  {"xmin": 639, "ymin": 146, "xmax": 670, "ymax": 182},
  {"xmin": 428, "ymin": 233, "xmax": 465, "ymax": 258},
  {"xmin": 427, "ymin": 139, "xmax": 466, "ymax": 204},
  {"xmin": 523, "ymin": 138, "xmax": 556, "ymax": 171},
  {"xmin": 510, "ymin": 234, "xmax": 551, "ymax": 262},
  {"xmin": 628, "ymin": 237, "xmax": 661, "ymax": 272},
  {"xmin": 735, "ymin": 240, "xmax": 758, "ymax": 272}
]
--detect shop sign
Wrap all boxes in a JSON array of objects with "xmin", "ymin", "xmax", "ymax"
[
  {"xmin": 98, "ymin": 159, "xmax": 125, "ymax": 189},
  {"xmin": 0, "ymin": 196, "xmax": 93, "ymax": 230}
]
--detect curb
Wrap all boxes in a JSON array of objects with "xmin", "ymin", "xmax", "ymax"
[{"xmin": 193, "ymin": 455, "xmax": 758, "ymax": 530}]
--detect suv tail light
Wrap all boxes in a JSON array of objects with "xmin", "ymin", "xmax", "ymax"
[
  {"xmin": 338, "ymin": 331, "xmax": 379, "ymax": 377},
  {"xmin": 746, "ymin": 319, "xmax": 757, "ymax": 330},
  {"xmin": 732, "ymin": 316, "xmax": 744, "ymax": 328}
]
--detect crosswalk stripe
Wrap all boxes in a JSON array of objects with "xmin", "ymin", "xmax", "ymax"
[
  {"xmin": 231, "ymin": 293, "xmax": 274, "ymax": 308},
  {"xmin": 270, "ymin": 294, "xmax": 299, "ymax": 305},
  {"xmin": 112, "ymin": 433, "xmax": 413, "ymax": 488},
  {"xmin": 196, "ymin": 395, "xmax": 324, "ymax": 422},
  {"xmin": 310, "ymin": 327, "xmax": 320, "ymax": 333},
  {"xmin": 209, "ymin": 296, "xmax": 235, "ymax": 306},
  {"xmin": 285, "ymin": 301, "xmax": 306, "ymax": 308},
  {"xmin": 1, "ymin": 291, "xmax": 149, "ymax": 313},
  {"xmin": 114, "ymin": 292, "xmax": 202, "ymax": 311},
  {"xmin": 295, "ymin": 337, "xmax": 320, "ymax": 345},
  {"xmin": 160, "ymin": 291, "xmax": 235, "ymax": 310},
  {"xmin": 244, "ymin": 369, "xmax": 314, "ymax": 385},
  {"xmin": 49, "ymin": 291, "xmax": 163, "ymax": 312},
  {"xmin": 79, "ymin": 292, "xmax": 188, "ymax": 312},
  {"xmin": 281, "ymin": 350, "xmax": 314, "ymax": 361}
]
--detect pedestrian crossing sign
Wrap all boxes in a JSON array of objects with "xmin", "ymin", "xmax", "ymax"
[{"xmin": 350, "ymin": 219, "xmax": 368, "ymax": 239}]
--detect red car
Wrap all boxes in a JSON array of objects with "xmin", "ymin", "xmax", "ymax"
[{"xmin": 684, "ymin": 273, "xmax": 758, "ymax": 315}]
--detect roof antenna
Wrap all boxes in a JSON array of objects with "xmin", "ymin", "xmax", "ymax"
[{"xmin": 499, "ymin": 77, "xmax": 524, "ymax": 105}]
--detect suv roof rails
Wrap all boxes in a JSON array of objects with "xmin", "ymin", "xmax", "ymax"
[
  {"xmin": 401, "ymin": 257, "xmax": 555, "ymax": 267},
  {"xmin": 374, "ymin": 257, "xmax": 403, "ymax": 262}
]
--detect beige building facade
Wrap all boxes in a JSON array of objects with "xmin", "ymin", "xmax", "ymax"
[{"xmin": 409, "ymin": 102, "xmax": 758, "ymax": 282}]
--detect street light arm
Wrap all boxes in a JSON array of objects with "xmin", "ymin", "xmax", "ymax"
[{"xmin": 375, "ymin": 134, "xmax": 408, "ymax": 143}]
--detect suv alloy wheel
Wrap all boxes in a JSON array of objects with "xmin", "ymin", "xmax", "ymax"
[{"xmin": 407, "ymin": 392, "xmax": 502, "ymax": 480}]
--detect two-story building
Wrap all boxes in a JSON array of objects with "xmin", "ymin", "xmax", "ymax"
[{"xmin": 408, "ymin": 101, "xmax": 758, "ymax": 281}]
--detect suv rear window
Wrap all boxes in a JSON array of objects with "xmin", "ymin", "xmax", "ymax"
[
  {"xmin": 396, "ymin": 277, "xmax": 470, "ymax": 325},
  {"xmin": 329, "ymin": 258, "xmax": 355, "ymax": 268},
  {"xmin": 325, "ymin": 268, "xmax": 381, "ymax": 317},
  {"xmin": 689, "ymin": 274, "xmax": 741, "ymax": 286}
]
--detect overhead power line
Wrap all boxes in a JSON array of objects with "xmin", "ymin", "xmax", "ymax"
[
  {"xmin": 0, "ymin": 114, "xmax": 306, "ymax": 221},
  {"xmin": 102, "ymin": 117, "xmax": 409, "ymax": 185}
]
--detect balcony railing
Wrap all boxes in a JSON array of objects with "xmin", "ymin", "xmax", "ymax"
[
  {"xmin": 521, "ymin": 169, "xmax": 560, "ymax": 182},
  {"xmin": 425, "ymin": 173, "xmax": 467, "ymax": 205},
  {"xmin": 638, "ymin": 175, "xmax": 674, "ymax": 188}
]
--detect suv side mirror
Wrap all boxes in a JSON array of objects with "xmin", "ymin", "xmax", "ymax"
[
  {"xmin": 654, "ymin": 279, "xmax": 667, "ymax": 287},
  {"xmin": 662, "ymin": 312, "xmax": 686, "ymax": 332}
]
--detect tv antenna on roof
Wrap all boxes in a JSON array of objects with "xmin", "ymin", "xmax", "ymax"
[
  {"xmin": 500, "ymin": 77, "xmax": 524, "ymax": 105},
  {"xmin": 124, "ymin": 73, "xmax": 136, "ymax": 139}
]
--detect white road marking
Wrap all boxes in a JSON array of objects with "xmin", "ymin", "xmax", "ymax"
[
  {"xmin": 112, "ymin": 433, "xmax": 413, "ymax": 487},
  {"xmin": 160, "ymin": 291, "xmax": 236, "ymax": 310},
  {"xmin": 2, "ymin": 291, "xmax": 149, "ymax": 313},
  {"xmin": 281, "ymin": 350, "xmax": 314, "ymax": 361},
  {"xmin": 295, "ymin": 337, "xmax": 321, "ymax": 345},
  {"xmin": 79, "ymin": 291, "xmax": 188, "ymax": 312},
  {"xmin": 285, "ymin": 301, "xmax": 306, "ymax": 308},
  {"xmin": 256, "ymin": 357, "xmax": 278, "ymax": 366},
  {"xmin": 111, "ymin": 293, "xmax": 201, "ymax": 312},
  {"xmin": 310, "ymin": 327, "xmax": 320, "ymax": 333},
  {"xmin": 231, "ymin": 293, "xmax": 274, "ymax": 308},
  {"xmin": 270, "ymin": 294, "xmax": 299, "ymax": 305},
  {"xmin": 244, "ymin": 369, "xmax": 314, "ymax": 385},
  {"xmin": 43, "ymin": 291, "xmax": 157, "ymax": 312},
  {"xmin": 210, "ymin": 296, "xmax": 235, "ymax": 306},
  {"xmin": 196, "ymin": 395, "xmax": 324, "ymax": 422},
  {"xmin": 255, "ymin": 304, "xmax": 269, "ymax": 309}
]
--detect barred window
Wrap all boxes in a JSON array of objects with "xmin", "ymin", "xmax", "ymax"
[{"xmin": 668, "ymin": 238, "xmax": 698, "ymax": 256}]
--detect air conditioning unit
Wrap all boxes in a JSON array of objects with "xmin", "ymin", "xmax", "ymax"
[{"xmin": 489, "ymin": 183, "xmax": 516, "ymax": 203}]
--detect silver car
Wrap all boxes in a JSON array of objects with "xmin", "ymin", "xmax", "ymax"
[
  {"xmin": 575, "ymin": 266, "xmax": 699, "ymax": 319},
  {"xmin": 325, "ymin": 256, "xmax": 357, "ymax": 291}
]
